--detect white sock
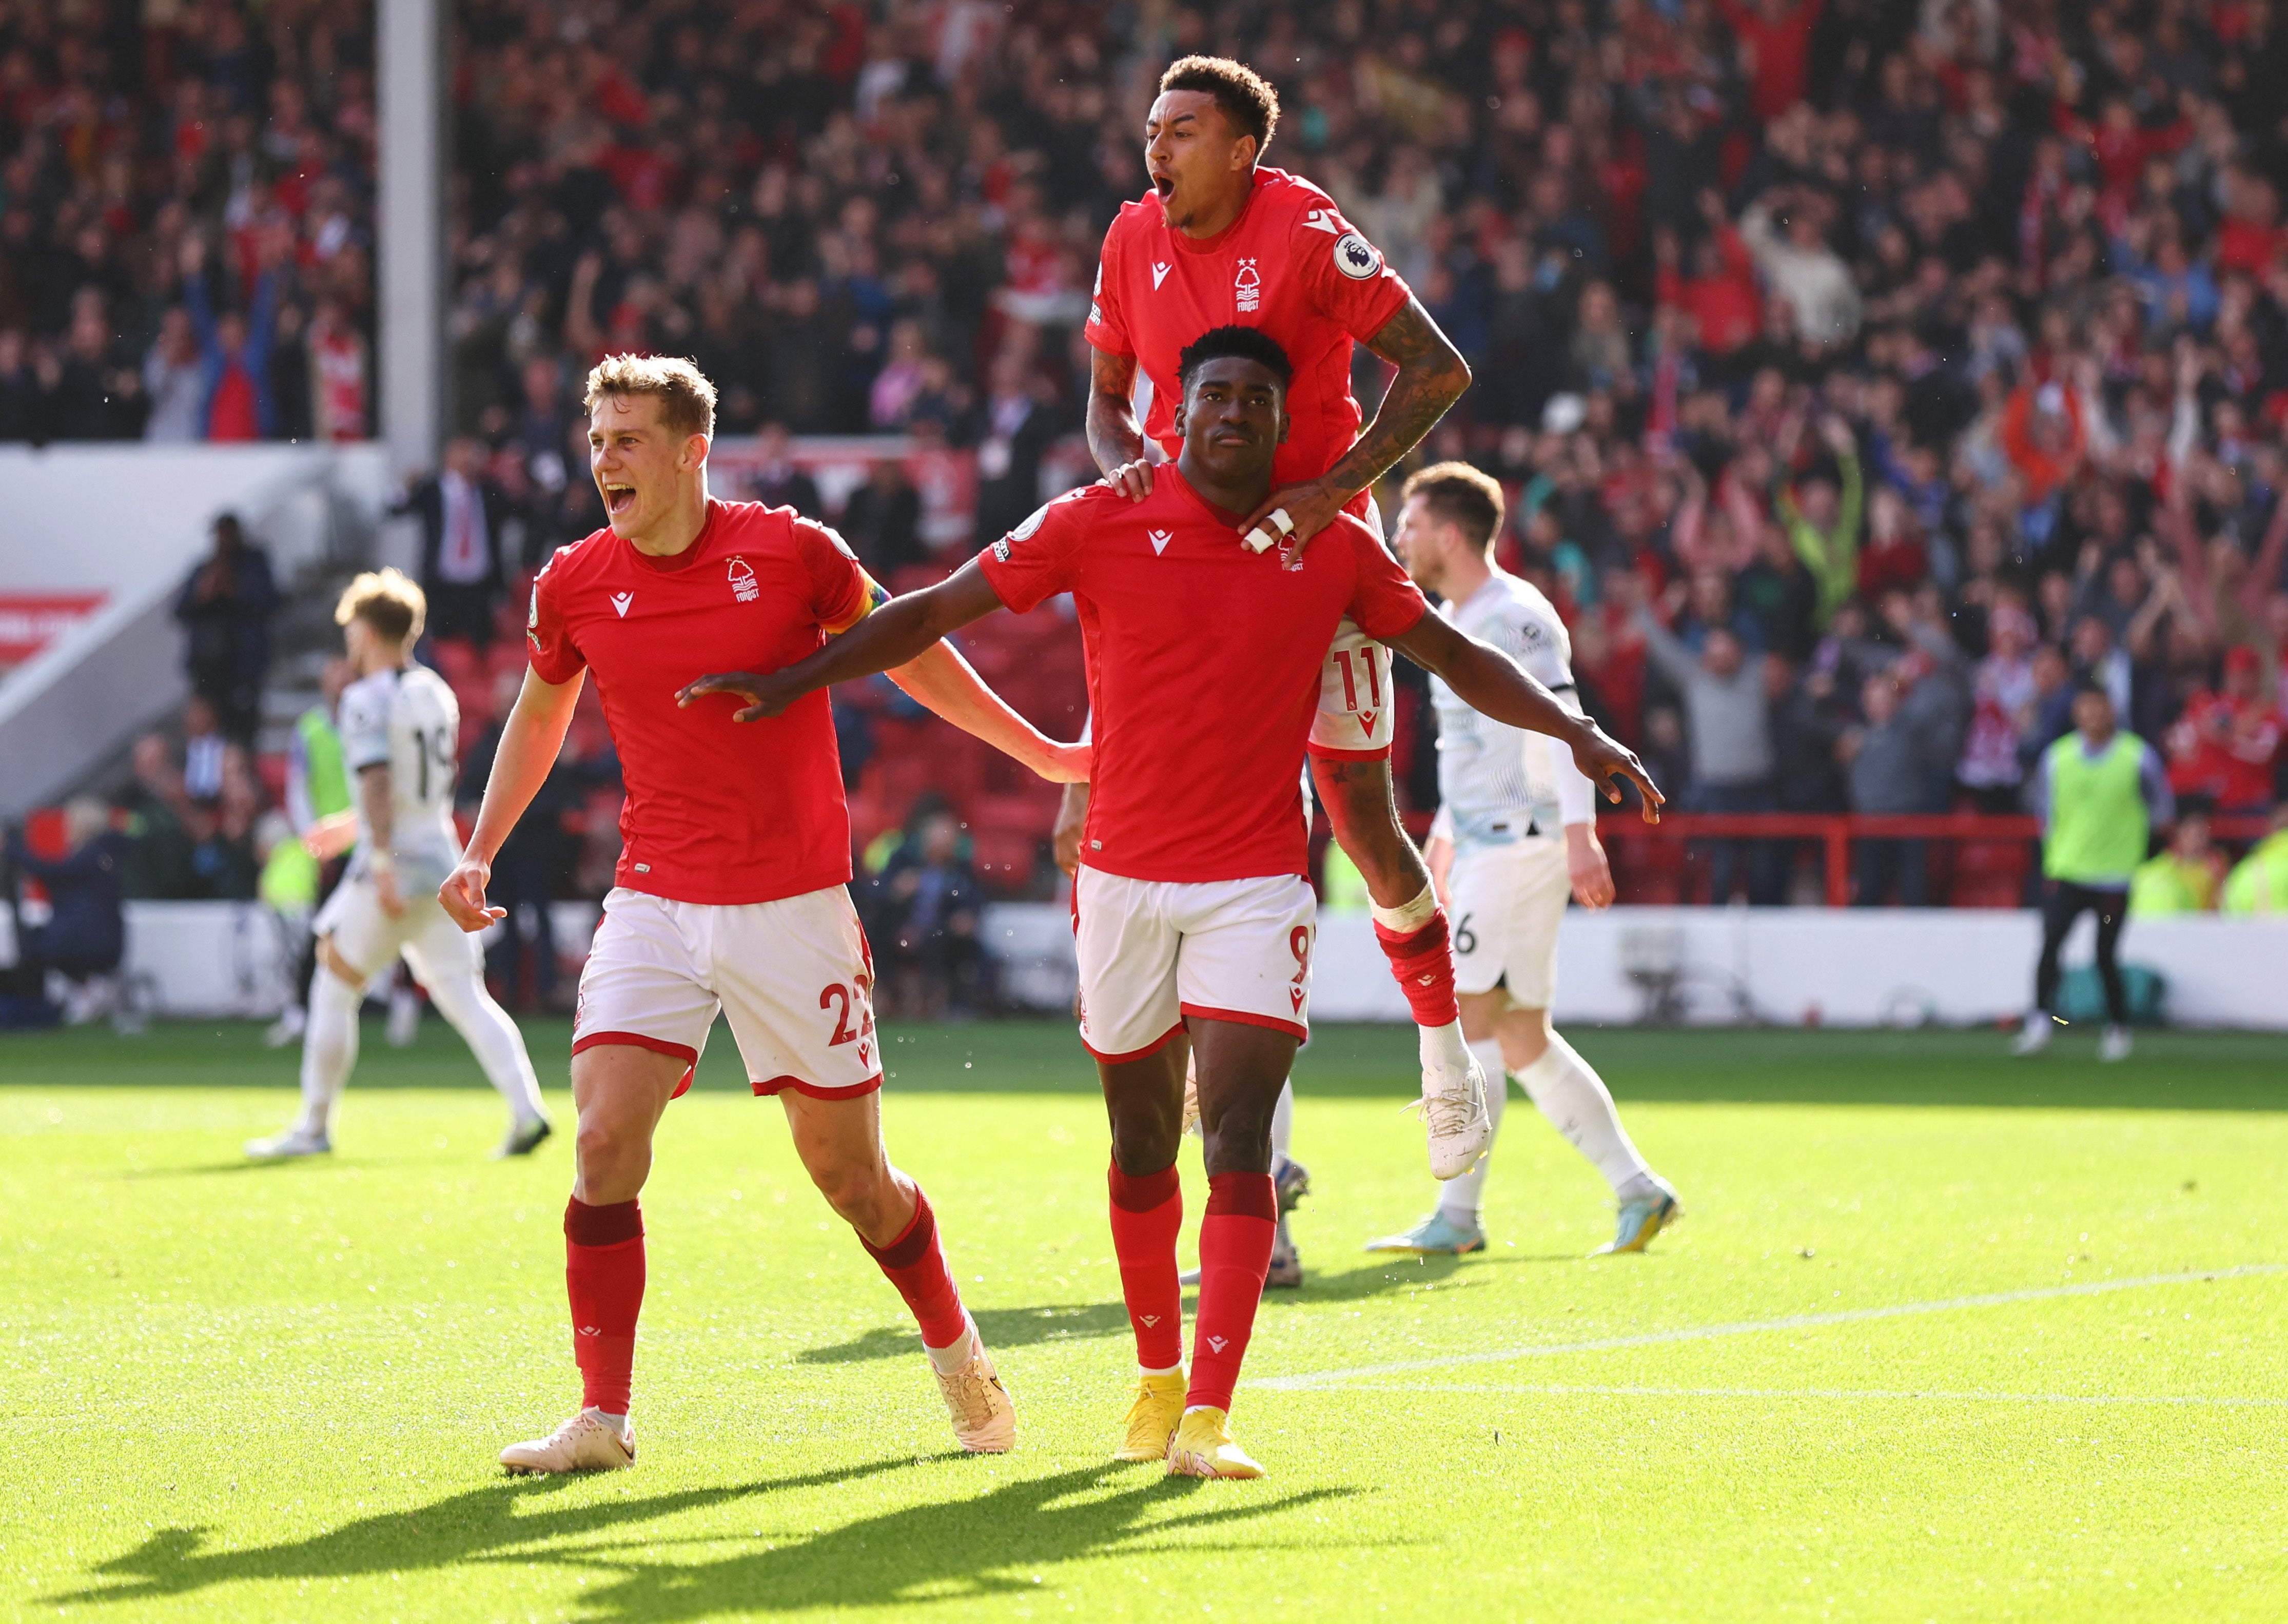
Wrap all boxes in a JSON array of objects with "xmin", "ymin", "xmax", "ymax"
[
  {"xmin": 1419, "ymin": 1020, "xmax": 1473, "ymax": 1082},
  {"xmin": 419, "ymin": 962, "xmax": 548, "ymax": 1124},
  {"xmin": 1269, "ymin": 1079, "xmax": 1294, "ymax": 1165},
  {"xmin": 1369, "ymin": 881, "xmax": 1439, "ymax": 934},
  {"xmin": 1140, "ymin": 1361, "xmax": 1183, "ymax": 1379},
  {"xmin": 1438, "ymin": 1038, "xmax": 1509, "ymax": 1224},
  {"xmin": 1515, "ymin": 1032, "xmax": 1656, "ymax": 1200},
  {"xmin": 925, "ymin": 1314, "xmax": 977, "ymax": 1374},
  {"xmin": 585, "ymin": 1407, "xmax": 630, "ymax": 1437},
  {"xmin": 296, "ymin": 969, "xmax": 363, "ymax": 1137}
]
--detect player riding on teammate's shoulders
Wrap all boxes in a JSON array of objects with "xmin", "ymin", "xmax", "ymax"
[{"xmin": 682, "ymin": 319, "xmax": 1660, "ymax": 1480}]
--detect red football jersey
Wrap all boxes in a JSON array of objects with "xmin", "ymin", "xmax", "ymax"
[
  {"xmin": 1085, "ymin": 167, "xmax": 1413, "ymax": 495},
  {"xmin": 979, "ymin": 470, "xmax": 1428, "ymax": 883},
  {"xmin": 526, "ymin": 499, "xmax": 884, "ymax": 905}
]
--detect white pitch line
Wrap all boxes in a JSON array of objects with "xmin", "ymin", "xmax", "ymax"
[
  {"xmin": 1249, "ymin": 1262, "xmax": 2288, "ymax": 1392},
  {"xmin": 1298, "ymin": 1381, "xmax": 2288, "ymax": 1409}
]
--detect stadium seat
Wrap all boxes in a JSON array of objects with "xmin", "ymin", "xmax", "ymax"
[{"xmin": 1949, "ymin": 838, "xmax": 2033, "ymax": 909}]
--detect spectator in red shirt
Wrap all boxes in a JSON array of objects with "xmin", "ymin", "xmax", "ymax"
[
  {"xmin": 2166, "ymin": 645, "xmax": 2282, "ymax": 812},
  {"xmin": 1714, "ymin": 0, "xmax": 1826, "ymax": 124},
  {"xmin": 1654, "ymin": 194, "xmax": 1762, "ymax": 369}
]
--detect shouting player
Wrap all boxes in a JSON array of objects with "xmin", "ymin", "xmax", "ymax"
[
  {"xmin": 1370, "ymin": 465, "xmax": 1682, "ymax": 1259},
  {"xmin": 245, "ymin": 570, "xmax": 551, "ymax": 1162},
  {"xmin": 440, "ymin": 356, "xmax": 1087, "ymax": 1473},
  {"xmin": 680, "ymin": 328, "xmax": 1661, "ymax": 1478},
  {"xmin": 1081, "ymin": 55, "xmax": 1488, "ymax": 1185}
]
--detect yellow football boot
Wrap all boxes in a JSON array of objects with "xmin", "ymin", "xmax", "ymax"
[
  {"xmin": 1113, "ymin": 1370, "xmax": 1187, "ymax": 1462},
  {"xmin": 1165, "ymin": 1405, "xmax": 1263, "ymax": 1479}
]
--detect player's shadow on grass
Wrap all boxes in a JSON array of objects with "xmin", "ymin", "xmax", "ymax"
[
  {"xmin": 800, "ymin": 1252, "xmax": 1503, "ymax": 1363},
  {"xmin": 64, "ymin": 1458, "xmax": 1362, "ymax": 1619}
]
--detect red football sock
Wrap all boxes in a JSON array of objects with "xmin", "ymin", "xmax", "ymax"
[
  {"xmin": 1375, "ymin": 911, "xmax": 1461, "ymax": 1027},
  {"xmin": 1107, "ymin": 1159, "xmax": 1184, "ymax": 1371},
  {"xmin": 564, "ymin": 1197, "xmax": 644, "ymax": 1414},
  {"xmin": 862, "ymin": 1185, "xmax": 970, "ymax": 1351},
  {"xmin": 1186, "ymin": 1171, "xmax": 1276, "ymax": 1413}
]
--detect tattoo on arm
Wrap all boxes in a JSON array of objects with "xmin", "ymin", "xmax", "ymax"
[
  {"xmin": 1085, "ymin": 346, "xmax": 1146, "ymax": 476},
  {"xmin": 1319, "ymin": 298, "xmax": 1471, "ymax": 499}
]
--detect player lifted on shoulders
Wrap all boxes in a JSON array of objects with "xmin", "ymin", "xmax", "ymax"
[
  {"xmin": 441, "ymin": 356, "xmax": 1088, "ymax": 1473},
  {"xmin": 682, "ymin": 328, "xmax": 1661, "ymax": 1478},
  {"xmin": 1080, "ymin": 54, "xmax": 1492, "ymax": 1184},
  {"xmin": 246, "ymin": 570, "xmax": 551, "ymax": 1162},
  {"xmin": 1370, "ymin": 465, "xmax": 1681, "ymax": 1259}
]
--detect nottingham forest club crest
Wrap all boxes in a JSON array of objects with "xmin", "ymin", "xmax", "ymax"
[
  {"xmin": 1235, "ymin": 257, "xmax": 1261, "ymax": 314},
  {"xmin": 727, "ymin": 556, "xmax": 759, "ymax": 602}
]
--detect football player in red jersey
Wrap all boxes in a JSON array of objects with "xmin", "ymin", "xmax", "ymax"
[
  {"xmin": 680, "ymin": 327, "xmax": 1661, "ymax": 1478},
  {"xmin": 439, "ymin": 356, "xmax": 1087, "ymax": 1474},
  {"xmin": 1074, "ymin": 53, "xmax": 1497, "ymax": 1239}
]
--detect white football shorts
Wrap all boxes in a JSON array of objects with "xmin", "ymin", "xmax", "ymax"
[
  {"xmin": 1448, "ymin": 836, "xmax": 1572, "ymax": 1007},
  {"xmin": 1072, "ymin": 867, "xmax": 1317, "ymax": 1061},
  {"xmin": 572, "ymin": 885, "xmax": 882, "ymax": 1101},
  {"xmin": 316, "ymin": 867, "xmax": 484, "ymax": 991},
  {"xmin": 1307, "ymin": 616, "xmax": 1396, "ymax": 759}
]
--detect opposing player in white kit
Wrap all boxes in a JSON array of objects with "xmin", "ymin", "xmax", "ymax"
[
  {"xmin": 246, "ymin": 570, "xmax": 552, "ymax": 1161},
  {"xmin": 1369, "ymin": 465, "xmax": 1682, "ymax": 1257}
]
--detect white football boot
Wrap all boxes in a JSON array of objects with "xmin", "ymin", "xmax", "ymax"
[
  {"xmin": 499, "ymin": 1409, "xmax": 635, "ymax": 1474},
  {"xmin": 1412, "ymin": 1038, "xmax": 1491, "ymax": 1180},
  {"xmin": 933, "ymin": 1329, "xmax": 1016, "ymax": 1453},
  {"xmin": 244, "ymin": 1125, "xmax": 331, "ymax": 1160}
]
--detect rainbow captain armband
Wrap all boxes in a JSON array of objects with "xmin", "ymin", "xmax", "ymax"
[{"xmin": 823, "ymin": 570, "xmax": 891, "ymax": 635}]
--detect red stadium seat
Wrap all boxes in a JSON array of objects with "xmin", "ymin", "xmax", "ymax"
[
  {"xmin": 23, "ymin": 807, "xmax": 69, "ymax": 860},
  {"xmin": 1949, "ymin": 837, "xmax": 2032, "ymax": 909},
  {"xmin": 969, "ymin": 826, "xmax": 1037, "ymax": 893}
]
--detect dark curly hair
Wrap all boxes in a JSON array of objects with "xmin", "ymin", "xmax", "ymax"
[
  {"xmin": 1159, "ymin": 56, "xmax": 1280, "ymax": 154},
  {"xmin": 1177, "ymin": 325, "xmax": 1295, "ymax": 393}
]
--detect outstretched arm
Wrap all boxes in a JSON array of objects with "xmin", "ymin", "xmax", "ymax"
[
  {"xmin": 1387, "ymin": 611, "xmax": 1664, "ymax": 820},
  {"xmin": 885, "ymin": 642, "xmax": 1090, "ymax": 783},
  {"xmin": 677, "ymin": 557, "xmax": 1005, "ymax": 720},
  {"xmin": 439, "ymin": 666, "xmax": 583, "ymax": 929},
  {"xmin": 1241, "ymin": 298, "xmax": 1472, "ymax": 546}
]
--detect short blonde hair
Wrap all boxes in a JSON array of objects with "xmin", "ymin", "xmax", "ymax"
[
  {"xmin": 1401, "ymin": 460, "xmax": 1505, "ymax": 552},
  {"xmin": 335, "ymin": 567, "xmax": 426, "ymax": 649},
  {"xmin": 584, "ymin": 354, "xmax": 717, "ymax": 438}
]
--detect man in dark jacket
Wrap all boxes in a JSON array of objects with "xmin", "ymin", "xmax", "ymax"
[
  {"xmin": 7, "ymin": 800, "xmax": 129, "ymax": 997},
  {"xmin": 394, "ymin": 438, "xmax": 521, "ymax": 645},
  {"xmin": 172, "ymin": 513, "xmax": 280, "ymax": 743}
]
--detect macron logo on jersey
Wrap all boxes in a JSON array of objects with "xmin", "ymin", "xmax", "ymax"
[
  {"xmin": 1148, "ymin": 529, "xmax": 1172, "ymax": 555},
  {"xmin": 610, "ymin": 592, "xmax": 634, "ymax": 618},
  {"xmin": 1151, "ymin": 261, "xmax": 1171, "ymax": 290},
  {"xmin": 1302, "ymin": 208, "xmax": 1343, "ymax": 235}
]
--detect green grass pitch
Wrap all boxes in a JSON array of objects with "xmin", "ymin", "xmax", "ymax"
[{"xmin": 7, "ymin": 1016, "xmax": 2288, "ymax": 1621}]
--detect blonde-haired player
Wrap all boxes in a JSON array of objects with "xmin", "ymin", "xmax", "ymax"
[
  {"xmin": 246, "ymin": 570, "xmax": 552, "ymax": 1160},
  {"xmin": 1371, "ymin": 464, "xmax": 1680, "ymax": 1257}
]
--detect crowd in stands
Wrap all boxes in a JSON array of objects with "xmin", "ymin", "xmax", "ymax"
[
  {"xmin": 11, "ymin": 0, "xmax": 2288, "ymax": 919},
  {"xmin": 0, "ymin": 0, "xmax": 376, "ymax": 442}
]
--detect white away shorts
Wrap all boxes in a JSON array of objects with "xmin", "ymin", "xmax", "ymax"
[
  {"xmin": 1448, "ymin": 837, "xmax": 1572, "ymax": 1006},
  {"xmin": 1307, "ymin": 616, "xmax": 1395, "ymax": 759},
  {"xmin": 572, "ymin": 885, "xmax": 882, "ymax": 1101},
  {"xmin": 1072, "ymin": 867, "xmax": 1317, "ymax": 1061},
  {"xmin": 316, "ymin": 868, "xmax": 482, "ymax": 991}
]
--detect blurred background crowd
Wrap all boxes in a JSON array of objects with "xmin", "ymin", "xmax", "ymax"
[{"xmin": 7, "ymin": 0, "xmax": 2288, "ymax": 1015}]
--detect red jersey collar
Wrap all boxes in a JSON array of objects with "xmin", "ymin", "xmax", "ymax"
[
  {"xmin": 1163, "ymin": 463, "xmax": 1258, "ymax": 529},
  {"xmin": 620, "ymin": 497, "xmax": 721, "ymax": 574},
  {"xmin": 1168, "ymin": 170, "xmax": 1264, "ymax": 256}
]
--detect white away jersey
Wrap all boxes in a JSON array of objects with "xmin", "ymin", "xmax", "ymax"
[
  {"xmin": 338, "ymin": 663, "xmax": 463, "ymax": 885},
  {"xmin": 1431, "ymin": 572, "xmax": 1579, "ymax": 852}
]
